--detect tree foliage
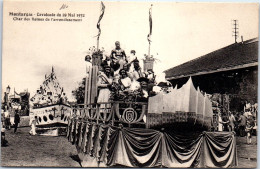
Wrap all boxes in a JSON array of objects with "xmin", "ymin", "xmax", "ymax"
[{"xmin": 72, "ymin": 78, "xmax": 86, "ymax": 104}]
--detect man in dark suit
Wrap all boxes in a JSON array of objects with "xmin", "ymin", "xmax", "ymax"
[{"xmin": 14, "ymin": 110, "xmax": 20, "ymax": 133}]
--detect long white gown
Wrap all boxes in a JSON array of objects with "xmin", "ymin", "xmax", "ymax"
[
  {"xmin": 29, "ymin": 119, "xmax": 37, "ymax": 135},
  {"xmin": 97, "ymin": 73, "xmax": 113, "ymax": 112}
]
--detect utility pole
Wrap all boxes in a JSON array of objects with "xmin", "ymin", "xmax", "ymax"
[{"xmin": 232, "ymin": 20, "xmax": 239, "ymax": 43}]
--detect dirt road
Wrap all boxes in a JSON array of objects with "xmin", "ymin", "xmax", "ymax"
[
  {"xmin": 235, "ymin": 135, "xmax": 257, "ymax": 168},
  {"xmin": 1, "ymin": 127, "xmax": 80, "ymax": 167},
  {"xmin": 1, "ymin": 127, "xmax": 257, "ymax": 168}
]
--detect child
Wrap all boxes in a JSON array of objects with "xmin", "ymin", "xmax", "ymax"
[
  {"xmin": 1, "ymin": 121, "xmax": 7, "ymax": 146},
  {"xmin": 29, "ymin": 116, "xmax": 38, "ymax": 135}
]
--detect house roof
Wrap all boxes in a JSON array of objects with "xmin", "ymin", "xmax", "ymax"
[{"xmin": 164, "ymin": 38, "xmax": 258, "ymax": 80}]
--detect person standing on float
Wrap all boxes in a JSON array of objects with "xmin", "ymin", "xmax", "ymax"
[
  {"xmin": 110, "ymin": 41, "xmax": 127, "ymax": 72},
  {"xmin": 218, "ymin": 112, "xmax": 224, "ymax": 131},
  {"xmin": 126, "ymin": 50, "xmax": 137, "ymax": 73},
  {"xmin": 97, "ymin": 65, "xmax": 113, "ymax": 114},
  {"xmin": 84, "ymin": 55, "xmax": 92, "ymax": 107},
  {"xmin": 228, "ymin": 111, "xmax": 236, "ymax": 132}
]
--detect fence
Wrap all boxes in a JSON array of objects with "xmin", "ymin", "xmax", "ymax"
[{"xmin": 72, "ymin": 101, "xmax": 148, "ymax": 128}]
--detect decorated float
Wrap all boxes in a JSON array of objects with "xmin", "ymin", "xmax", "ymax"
[
  {"xmin": 67, "ymin": 2, "xmax": 237, "ymax": 168},
  {"xmin": 29, "ymin": 67, "xmax": 71, "ymax": 136}
]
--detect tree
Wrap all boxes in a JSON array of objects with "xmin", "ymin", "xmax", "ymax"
[{"xmin": 72, "ymin": 78, "xmax": 86, "ymax": 104}]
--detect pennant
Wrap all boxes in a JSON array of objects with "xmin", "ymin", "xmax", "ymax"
[
  {"xmin": 147, "ymin": 4, "xmax": 153, "ymax": 43},
  {"xmin": 96, "ymin": 2, "xmax": 105, "ymax": 38}
]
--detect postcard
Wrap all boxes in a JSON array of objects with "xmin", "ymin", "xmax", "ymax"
[{"xmin": 1, "ymin": 1, "xmax": 258, "ymax": 168}]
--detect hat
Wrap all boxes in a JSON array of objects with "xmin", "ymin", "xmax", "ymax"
[
  {"xmin": 119, "ymin": 69, "xmax": 127, "ymax": 75},
  {"xmin": 130, "ymin": 50, "xmax": 136, "ymax": 54},
  {"xmin": 147, "ymin": 69, "xmax": 154, "ymax": 73},
  {"xmin": 157, "ymin": 81, "xmax": 171, "ymax": 87},
  {"xmin": 137, "ymin": 77, "xmax": 149, "ymax": 83}
]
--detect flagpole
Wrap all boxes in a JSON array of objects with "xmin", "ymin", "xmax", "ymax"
[
  {"xmin": 148, "ymin": 4, "xmax": 152, "ymax": 58},
  {"xmin": 148, "ymin": 41, "xmax": 151, "ymax": 57},
  {"xmin": 97, "ymin": 37, "xmax": 99, "ymax": 51}
]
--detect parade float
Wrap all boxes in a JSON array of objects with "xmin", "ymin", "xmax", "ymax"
[
  {"xmin": 29, "ymin": 67, "xmax": 71, "ymax": 136},
  {"xmin": 9, "ymin": 90, "xmax": 31, "ymax": 127},
  {"xmin": 67, "ymin": 2, "xmax": 237, "ymax": 168}
]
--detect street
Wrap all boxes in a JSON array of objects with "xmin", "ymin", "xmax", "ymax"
[
  {"xmin": 1, "ymin": 127, "xmax": 80, "ymax": 167},
  {"xmin": 1, "ymin": 127, "xmax": 257, "ymax": 168}
]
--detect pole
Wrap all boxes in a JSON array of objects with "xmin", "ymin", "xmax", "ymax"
[
  {"xmin": 148, "ymin": 4, "xmax": 152, "ymax": 58},
  {"xmin": 97, "ymin": 36, "xmax": 99, "ymax": 51},
  {"xmin": 232, "ymin": 19, "xmax": 238, "ymax": 43},
  {"xmin": 148, "ymin": 42, "xmax": 151, "ymax": 57},
  {"xmin": 234, "ymin": 20, "xmax": 237, "ymax": 43}
]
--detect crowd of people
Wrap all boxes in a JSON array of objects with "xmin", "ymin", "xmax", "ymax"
[
  {"xmin": 1, "ymin": 106, "xmax": 20, "ymax": 146},
  {"xmin": 85, "ymin": 41, "xmax": 172, "ymax": 107},
  {"xmin": 218, "ymin": 103, "xmax": 257, "ymax": 144}
]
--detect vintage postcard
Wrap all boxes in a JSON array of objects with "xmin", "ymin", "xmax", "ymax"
[{"xmin": 1, "ymin": 0, "xmax": 258, "ymax": 168}]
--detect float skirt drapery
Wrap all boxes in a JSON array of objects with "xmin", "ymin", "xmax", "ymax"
[{"xmin": 67, "ymin": 119, "xmax": 237, "ymax": 168}]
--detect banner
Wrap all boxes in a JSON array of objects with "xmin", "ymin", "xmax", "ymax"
[{"xmin": 97, "ymin": 2, "xmax": 105, "ymax": 38}]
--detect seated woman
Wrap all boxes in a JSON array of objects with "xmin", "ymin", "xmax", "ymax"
[
  {"xmin": 97, "ymin": 65, "xmax": 113, "ymax": 114},
  {"xmin": 136, "ymin": 77, "xmax": 150, "ymax": 102},
  {"xmin": 129, "ymin": 58, "xmax": 144, "ymax": 81},
  {"xmin": 118, "ymin": 69, "xmax": 132, "ymax": 91},
  {"xmin": 111, "ymin": 69, "xmax": 131, "ymax": 101}
]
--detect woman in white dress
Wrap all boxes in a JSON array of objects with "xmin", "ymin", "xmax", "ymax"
[
  {"xmin": 29, "ymin": 116, "xmax": 38, "ymax": 135},
  {"xmin": 118, "ymin": 69, "xmax": 132, "ymax": 91},
  {"xmin": 97, "ymin": 66, "xmax": 113, "ymax": 115}
]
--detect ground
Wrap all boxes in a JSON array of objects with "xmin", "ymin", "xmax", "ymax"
[
  {"xmin": 235, "ymin": 135, "xmax": 257, "ymax": 168},
  {"xmin": 1, "ymin": 127, "xmax": 257, "ymax": 168},
  {"xmin": 1, "ymin": 127, "xmax": 80, "ymax": 167}
]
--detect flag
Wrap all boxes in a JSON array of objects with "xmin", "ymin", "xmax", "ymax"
[
  {"xmin": 97, "ymin": 2, "xmax": 105, "ymax": 38},
  {"xmin": 147, "ymin": 4, "xmax": 153, "ymax": 43}
]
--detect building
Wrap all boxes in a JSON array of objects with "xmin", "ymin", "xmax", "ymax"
[{"xmin": 164, "ymin": 38, "xmax": 258, "ymax": 113}]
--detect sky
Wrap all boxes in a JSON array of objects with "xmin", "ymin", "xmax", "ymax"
[{"xmin": 2, "ymin": 1, "xmax": 259, "ymax": 101}]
